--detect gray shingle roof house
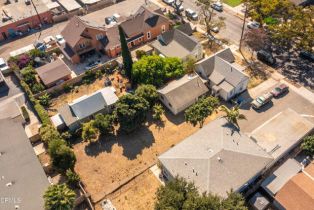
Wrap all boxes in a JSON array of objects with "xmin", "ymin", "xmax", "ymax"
[
  {"xmin": 151, "ymin": 23, "xmax": 203, "ymax": 61},
  {"xmin": 0, "ymin": 118, "xmax": 49, "ymax": 210},
  {"xmin": 55, "ymin": 87, "xmax": 118, "ymax": 130},
  {"xmin": 196, "ymin": 48, "xmax": 249, "ymax": 101},
  {"xmin": 158, "ymin": 74, "xmax": 209, "ymax": 115},
  {"xmin": 159, "ymin": 118, "xmax": 273, "ymax": 197}
]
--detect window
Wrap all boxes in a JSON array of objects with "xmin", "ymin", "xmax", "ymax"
[
  {"xmin": 147, "ymin": 31, "xmax": 151, "ymax": 39},
  {"xmin": 161, "ymin": 25, "xmax": 166, "ymax": 33},
  {"xmin": 96, "ymin": 34, "xmax": 104, "ymax": 40},
  {"xmin": 79, "ymin": 43, "xmax": 86, "ymax": 49}
]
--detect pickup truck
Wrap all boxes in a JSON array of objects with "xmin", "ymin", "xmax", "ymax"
[{"xmin": 251, "ymin": 92, "xmax": 273, "ymax": 109}]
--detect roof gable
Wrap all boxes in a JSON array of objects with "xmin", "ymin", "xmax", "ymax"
[{"xmin": 159, "ymin": 118, "xmax": 273, "ymax": 197}]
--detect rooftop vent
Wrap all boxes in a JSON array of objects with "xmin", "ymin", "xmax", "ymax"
[
  {"xmin": 217, "ymin": 157, "xmax": 222, "ymax": 162},
  {"xmin": 15, "ymin": 205, "xmax": 20, "ymax": 209},
  {"xmin": 6, "ymin": 181, "xmax": 14, "ymax": 187}
]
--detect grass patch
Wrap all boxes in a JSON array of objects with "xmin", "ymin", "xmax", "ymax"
[{"xmin": 223, "ymin": 0, "xmax": 242, "ymax": 7}]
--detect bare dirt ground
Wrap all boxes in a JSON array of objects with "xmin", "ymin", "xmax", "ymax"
[
  {"xmin": 48, "ymin": 72, "xmax": 128, "ymax": 116},
  {"xmin": 94, "ymin": 171, "xmax": 161, "ymax": 210},
  {"xmin": 73, "ymin": 110, "xmax": 221, "ymax": 203}
]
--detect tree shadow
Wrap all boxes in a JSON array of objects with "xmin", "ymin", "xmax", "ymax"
[
  {"xmin": 84, "ymin": 126, "xmax": 155, "ymax": 160},
  {"xmin": 221, "ymin": 121, "xmax": 241, "ymax": 136},
  {"xmin": 164, "ymin": 109, "xmax": 185, "ymax": 125}
]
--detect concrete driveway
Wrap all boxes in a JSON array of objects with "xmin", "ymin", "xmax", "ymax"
[{"xmin": 237, "ymin": 78, "xmax": 314, "ymax": 133}]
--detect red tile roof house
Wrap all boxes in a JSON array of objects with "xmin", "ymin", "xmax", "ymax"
[{"xmin": 60, "ymin": 4, "xmax": 171, "ymax": 64}]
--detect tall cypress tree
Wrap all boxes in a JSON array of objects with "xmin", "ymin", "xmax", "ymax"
[{"xmin": 118, "ymin": 25, "xmax": 133, "ymax": 81}]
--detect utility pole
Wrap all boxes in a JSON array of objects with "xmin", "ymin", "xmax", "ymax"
[
  {"xmin": 239, "ymin": 4, "xmax": 248, "ymax": 52},
  {"xmin": 30, "ymin": 0, "xmax": 43, "ymax": 26}
]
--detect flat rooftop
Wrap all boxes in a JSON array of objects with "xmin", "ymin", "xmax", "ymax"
[
  {"xmin": 1, "ymin": 0, "xmax": 49, "ymax": 27},
  {"xmin": 80, "ymin": 0, "xmax": 147, "ymax": 27},
  {"xmin": 0, "ymin": 118, "xmax": 49, "ymax": 210},
  {"xmin": 250, "ymin": 108, "xmax": 314, "ymax": 159},
  {"xmin": 58, "ymin": 0, "xmax": 81, "ymax": 12},
  {"xmin": 79, "ymin": 0, "xmax": 102, "ymax": 5}
]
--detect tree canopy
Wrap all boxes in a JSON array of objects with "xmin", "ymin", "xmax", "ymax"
[
  {"xmin": 185, "ymin": 96, "xmax": 220, "ymax": 128},
  {"xmin": 93, "ymin": 113, "xmax": 114, "ymax": 135},
  {"xmin": 220, "ymin": 105, "xmax": 246, "ymax": 129},
  {"xmin": 132, "ymin": 55, "xmax": 184, "ymax": 87},
  {"xmin": 301, "ymin": 135, "xmax": 314, "ymax": 155},
  {"xmin": 48, "ymin": 139, "xmax": 76, "ymax": 171},
  {"xmin": 115, "ymin": 94, "xmax": 149, "ymax": 133},
  {"xmin": 119, "ymin": 25, "xmax": 133, "ymax": 80},
  {"xmin": 40, "ymin": 124, "xmax": 62, "ymax": 144},
  {"xmin": 44, "ymin": 184, "xmax": 76, "ymax": 210},
  {"xmin": 82, "ymin": 120, "xmax": 100, "ymax": 143},
  {"xmin": 135, "ymin": 84, "xmax": 159, "ymax": 107},
  {"xmin": 155, "ymin": 177, "xmax": 248, "ymax": 210}
]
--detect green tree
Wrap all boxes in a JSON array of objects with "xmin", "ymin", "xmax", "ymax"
[
  {"xmin": 222, "ymin": 190, "xmax": 248, "ymax": 210},
  {"xmin": 82, "ymin": 120, "xmax": 100, "ymax": 143},
  {"xmin": 39, "ymin": 93, "xmax": 51, "ymax": 107},
  {"xmin": 184, "ymin": 56, "xmax": 197, "ymax": 74},
  {"xmin": 301, "ymin": 135, "xmax": 314, "ymax": 155},
  {"xmin": 135, "ymin": 84, "xmax": 159, "ymax": 107},
  {"xmin": 185, "ymin": 96, "xmax": 219, "ymax": 128},
  {"xmin": 243, "ymin": 28, "xmax": 269, "ymax": 57},
  {"xmin": 40, "ymin": 124, "xmax": 62, "ymax": 144},
  {"xmin": 153, "ymin": 104, "xmax": 165, "ymax": 121},
  {"xmin": 48, "ymin": 139, "xmax": 76, "ymax": 171},
  {"xmin": 119, "ymin": 25, "xmax": 133, "ymax": 80},
  {"xmin": 44, "ymin": 184, "xmax": 76, "ymax": 210},
  {"xmin": 220, "ymin": 105, "xmax": 246, "ymax": 129},
  {"xmin": 155, "ymin": 177, "xmax": 222, "ymax": 210},
  {"xmin": 132, "ymin": 55, "xmax": 184, "ymax": 87},
  {"xmin": 164, "ymin": 57, "xmax": 185, "ymax": 79},
  {"xmin": 115, "ymin": 94, "xmax": 149, "ymax": 133},
  {"xmin": 66, "ymin": 169, "xmax": 80, "ymax": 188},
  {"xmin": 93, "ymin": 114, "xmax": 114, "ymax": 135}
]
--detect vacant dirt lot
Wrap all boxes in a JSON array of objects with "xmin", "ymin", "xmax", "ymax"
[
  {"xmin": 73, "ymin": 111, "xmax": 221, "ymax": 203},
  {"xmin": 95, "ymin": 171, "xmax": 161, "ymax": 210}
]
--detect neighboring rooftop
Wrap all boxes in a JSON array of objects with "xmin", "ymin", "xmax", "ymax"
[
  {"xmin": 250, "ymin": 108, "xmax": 314, "ymax": 159},
  {"xmin": 275, "ymin": 162, "xmax": 314, "ymax": 210},
  {"xmin": 151, "ymin": 24, "xmax": 199, "ymax": 59},
  {"xmin": 159, "ymin": 118, "xmax": 273, "ymax": 197},
  {"xmin": 248, "ymin": 192, "xmax": 270, "ymax": 210},
  {"xmin": 261, "ymin": 158, "xmax": 302, "ymax": 196},
  {"xmin": 35, "ymin": 59, "xmax": 72, "ymax": 86},
  {"xmin": 0, "ymin": 118, "xmax": 49, "ymax": 210},
  {"xmin": 158, "ymin": 74, "xmax": 208, "ymax": 114},
  {"xmin": 59, "ymin": 87, "xmax": 118, "ymax": 126},
  {"xmin": 57, "ymin": 0, "xmax": 81, "ymax": 12},
  {"xmin": 1, "ymin": 0, "xmax": 49, "ymax": 27},
  {"xmin": 78, "ymin": 0, "xmax": 102, "ymax": 5}
]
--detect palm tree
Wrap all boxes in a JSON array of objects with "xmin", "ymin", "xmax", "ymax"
[
  {"xmin": 44, "ymin": 184, "xmax": 76, "ymax": 210},
  {"xmin": 220, "ymin": 105, "xmax": 246, "ymax": 128}
]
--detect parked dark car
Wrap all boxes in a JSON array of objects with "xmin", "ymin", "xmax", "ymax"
[
  {"xmin": 299, "ymin": 51, "xmax": 314, "ymax": 62},
  {"xmin": 257, "ymin": 50, "xmax": 276, "ymax": 65},
  {"xmin": 270, "ymin": 83, "xmax": 289, "ymax": 97}
]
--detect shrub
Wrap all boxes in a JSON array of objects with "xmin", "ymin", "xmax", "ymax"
[
  {"xmin": 21, "ymin": 66, "xmax": 36, "ymax": 85},
  {"xmin": 31, "ymin": 83, "xmax": 45, "ymax": 94},
  {"xmin": 38, "ymin": 93, "xmax": 51, "ymax": 107},
  {"xmin": 301, "ymin": 135, "xmax": 314, "ymax": 155},
  {"xmin": 82, "ymin": 120, "xmax": 100, "ymax": 143},
  {"xmin": 82, "ymin": 69, "xmax": 96, "ymax": 84},
  {"xmin": 28, "ymin": 48, "xmax": 46, "ymax": 58},
  {"xmin": 61, "ymin": 131, "xmax": 72, "ymax": 141},
  {"xmin": 66, "ymin": 169, "xmax": 80, "ymax": 188},
  {"xmin": 63, "ymin": 84, "xmax": 73, "ymax": 93},
  {"xmin": 153, "ymin": 104, "xmax": 165, "ymax": 121},
  {"xmin": 40, "ymin": 124, "xmax": 62, "ymax": 144},
  {"xmin": 21, "ymin": 106, "xmax": 30, "ymax": 122},
  {"xmin": 135, "ymin": 50, "xmax": 146, "ymax": 59},
  {"xmin": 34, "ymin": 102, "xmax": 51, "ymax": 125}
]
